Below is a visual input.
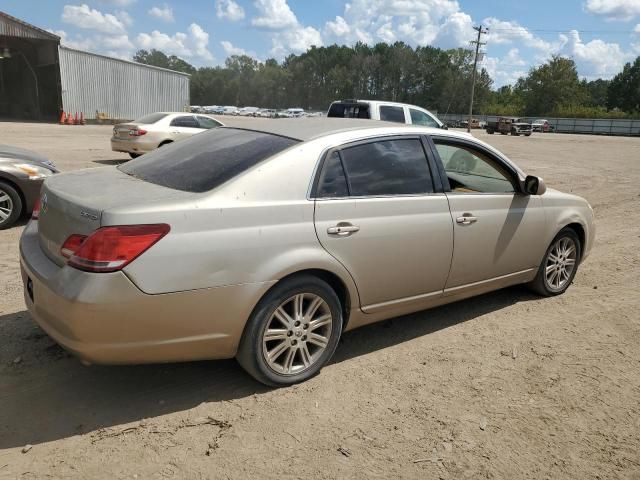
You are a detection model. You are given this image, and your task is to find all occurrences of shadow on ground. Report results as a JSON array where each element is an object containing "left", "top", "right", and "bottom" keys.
[
  {"left": 92, "top": 158, "right": 128, "bottom": 166},
  {"left": 0, "top": 285, "right": 536, "bottom": 448}
]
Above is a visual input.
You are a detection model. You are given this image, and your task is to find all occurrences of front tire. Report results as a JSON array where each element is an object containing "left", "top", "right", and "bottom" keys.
[
  {"left": 0, "top": 181, "right": 22, "bottom": 230},
  {"left": 128, "top": 152, "right": 141, "bottom": 159},
  {"left": 529, "top": 228, "right": 581, "bottom": 296},
  {"left": 236, "top": 275, "right": 343, "bottom": 387}
]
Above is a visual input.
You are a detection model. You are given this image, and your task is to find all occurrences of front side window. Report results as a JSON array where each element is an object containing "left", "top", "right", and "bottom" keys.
[
  {"left": 170, "top": 116, "right": 199, "bottom": 128},
  {"left": 434, "top": 141, "right": 515, "bottom": 194},
  {"left": 410, "top": 109, "right": 439, "bottom": 128},
  {"left": 379, "top": 106, "right": 405, "bottom": 123},
  {"left": 339, "top": 139, "right": 434, "bottom": 196},
  {"left": 119, "top": 128, "right": 298, "bottom": 192}
]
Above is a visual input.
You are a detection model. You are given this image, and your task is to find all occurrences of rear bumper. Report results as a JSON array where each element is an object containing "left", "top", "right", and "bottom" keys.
[
  {"left": 20, "top": 220, "right": 273, "bottom": 365},
  {"left": 110, "top": 137, "right": 157, "bottom": 155}
]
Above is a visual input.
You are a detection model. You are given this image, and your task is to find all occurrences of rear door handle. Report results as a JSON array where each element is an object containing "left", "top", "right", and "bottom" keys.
[
  {"left": 327, "top": 224, "right": 360, "bottom": 236},
  {"left": 456, "top": 215, "right": 478, "bottom": 225}
]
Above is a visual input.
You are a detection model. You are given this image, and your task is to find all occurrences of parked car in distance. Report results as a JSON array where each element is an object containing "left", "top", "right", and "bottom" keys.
[
  {"left": 460, "top": 118, "right": 482, "bottom": 129},
  {"left": 257, "top": 109, "right": 277, "bottom": 118},
  {"left": 22, "top": 118, "right": 594, "bottom": 386},
  {"left": 486, "top": 117, "right": 532, "bottom": 136},
  {"left": 327, "top": 99, "right": 446, "bottom": 129},
  {"left": 223, "top": 106, "right": 239, "bottom": 115},
  {"left": 239, "top": 107, "right": 260, "bottom": 116},
  {"left": 0, "top": 145, "right": 57, "bottom": 229},
  {"left": 111, "top": 112, "right": 224, "bottom": 159},
  {"left": 532, "top": 119, "right": 554, "bottom": 133}
]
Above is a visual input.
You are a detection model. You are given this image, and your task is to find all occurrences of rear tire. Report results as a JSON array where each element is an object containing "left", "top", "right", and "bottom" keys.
[
  {"left": 236, "top": 275, "right": 343, "bottom": 387},
  {"left": 529, "top": 228, "right": 581, "bottom": 296},
  {"left": 0, "top": 181, "right": 22, "bottom": 230}
]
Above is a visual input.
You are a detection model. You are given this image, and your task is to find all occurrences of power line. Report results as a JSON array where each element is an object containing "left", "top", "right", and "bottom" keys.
[{"left": 468, "top": 25, "right": 488, "bottom": 133}]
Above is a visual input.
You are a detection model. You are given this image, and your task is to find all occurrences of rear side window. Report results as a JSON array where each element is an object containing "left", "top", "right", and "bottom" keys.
[
  {"left": 196, "top": 116, "right": 222, "bottom": 129},
  {"left": 379, "top": 106, "right": 405, "bottom": 123},
  {"left": 135, "top": 112, "right": 168, "bottom": 124},
  {"left": 170, "top": 116, "right": 200, "bottom": 128},
  {"left": 119, "top": 128, "right": 298, "bottom": 193},
  {"left": 339, "top": 139, "right": 434, "bottom": 196},
  {"left": 410, "top": 109, "right": 439, "bottom": 127},
  {"left": 327, "top": 103, "right": 370, "bottom": 119},
  {"left": 317, "top": 152, "right": 349, "bottom": 198}
]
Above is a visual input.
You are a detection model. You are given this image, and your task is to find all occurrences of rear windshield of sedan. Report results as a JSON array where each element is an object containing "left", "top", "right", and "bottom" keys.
[
  {"left": 119, "top": 128, "right": 299, "bottom": 193},
  {"left": 135, "top": 113, "right": 169, "bottom": 124}
]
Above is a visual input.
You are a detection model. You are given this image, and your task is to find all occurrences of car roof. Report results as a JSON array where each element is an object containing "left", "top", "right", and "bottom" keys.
[{"left": 218, "top": 117, "right": 466, "bottom": 142}]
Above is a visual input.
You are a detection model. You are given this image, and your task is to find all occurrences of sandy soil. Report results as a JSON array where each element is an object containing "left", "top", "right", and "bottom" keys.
[{"left": 0, "top": 122, "right": 639, "bottom": 479}]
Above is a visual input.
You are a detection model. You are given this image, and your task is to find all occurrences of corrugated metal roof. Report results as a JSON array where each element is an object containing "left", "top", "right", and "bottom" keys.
[
  {"left": 59, "top": 46, "right": 191, "bottom": 77},
  {"left": 0, "top": 11, "right": 60, "bottom": 41}
]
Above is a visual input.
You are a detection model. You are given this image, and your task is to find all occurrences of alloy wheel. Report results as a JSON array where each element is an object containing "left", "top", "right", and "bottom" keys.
[
  {"left": 262, "top": 293, "right": 333, "bottom": 375},
  {"left": 0, "top": 189, "right": 14, "bottom": 225},
  {"left": 544, "top": 237, "right": 577, "bottom": 291}
]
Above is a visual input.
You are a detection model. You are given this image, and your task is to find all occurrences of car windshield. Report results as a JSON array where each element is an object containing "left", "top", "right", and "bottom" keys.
[
  {"left": 119, "top": 128, "right": 299, "bottom": 193},
  {"left": 134, "top": 113, "right": 168, "bottom": 124}
]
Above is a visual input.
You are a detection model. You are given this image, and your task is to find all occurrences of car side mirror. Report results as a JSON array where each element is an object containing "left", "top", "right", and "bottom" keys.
[{"left": 524, "top": 175, "right": 546, "bottom": 195}]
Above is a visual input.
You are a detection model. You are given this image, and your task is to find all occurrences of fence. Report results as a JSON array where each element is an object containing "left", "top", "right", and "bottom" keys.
[{"left": 438, "top": 113, "right": 640, "bottom": 137}]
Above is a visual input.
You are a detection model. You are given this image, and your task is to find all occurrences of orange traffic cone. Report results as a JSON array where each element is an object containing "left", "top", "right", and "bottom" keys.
[
  {"left": 74, "top": 112, "right": 80, "bottom": 125},
  {"left": 79, "top": 112, "right": 86, "bottom": 125},
  {"left": 59, "top": 111, "right": 66, "bottom": 125},
  {"left": 66, "top": 113, "right": 74, "bottom": 125}
]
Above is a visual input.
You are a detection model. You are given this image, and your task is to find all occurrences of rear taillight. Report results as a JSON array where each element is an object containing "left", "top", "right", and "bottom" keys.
[
  {"left": 31, "top": 197, "right": 41, "bottom": 220},
  {"left": 128, "top": 128, "right": 147, "bottom": 136},
  {"left": 63, "top": 224, "right": 170, "bottom": 273},
  {"left": 61, "top": 234, "right": 88, "bottom": 258}
]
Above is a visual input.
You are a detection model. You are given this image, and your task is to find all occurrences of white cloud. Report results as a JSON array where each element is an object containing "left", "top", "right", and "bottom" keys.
[
  {"left": 61, "top": 4, "right": 126, "bottom": 34},
  {"left": 482, "top": 18, "right": 553, "bottom": 51},
  {"left": 216, "top": 0, "right": 245, "bottom": 21},
  {"left": 558, "top": 30, "right": 632, "bottom": 78},
  {"left": 136, "top": 23, "right": 213, "bottom": 62},
  {"left": 323, "top": 0, "right": 473, "bottom": 48},
  {"left": 148, "top": 4, "right": 174, "bottom": 22},
  {"left": 433, "top": 11, "right": 474, "bottom": 49},
  {"left": 252, "top": 0, "right": 298, "bottom": 29},
  {"left": 98, "top": 0, "right": 136, "bottom": 6},
  {"left": 270, "top": 25, "right": 322, "bottom": 57},
  {"left": 115, "top": 10, "right": 133, "bottom": 27},
  {"left": 221, "top": 40, "right": 246, "bottom": 56},
  {"left": 635, "top": 23, "right": 640, "bottom": 32},
  {"left": 324, "top": 16, "right": 351, "bottom": 38},
  {"left": 585, "top": 0, "right": 640, "bottom": 21}
]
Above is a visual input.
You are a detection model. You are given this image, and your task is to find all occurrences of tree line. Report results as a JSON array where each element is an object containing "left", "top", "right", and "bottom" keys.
[{"left": 133, "top": 44, "right": 640, "bottom": 119}]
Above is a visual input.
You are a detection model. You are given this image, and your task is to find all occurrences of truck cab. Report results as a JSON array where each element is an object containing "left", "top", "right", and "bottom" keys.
[{"left": 327, "top": 99, "right": 446, "bottom": 129}]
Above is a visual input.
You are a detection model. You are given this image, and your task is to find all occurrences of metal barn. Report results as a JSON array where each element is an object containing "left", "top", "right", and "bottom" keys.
[{"left": 0, "top": 11, "right": 190, "bottom": 122}]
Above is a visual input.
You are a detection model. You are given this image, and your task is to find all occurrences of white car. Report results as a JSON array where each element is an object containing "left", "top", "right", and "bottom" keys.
[
  {"left": 328, "top": 99, "right": 446, "bottom": 129},
  {"left": 111, "top": 112, "right": 224, "bottom": 159}
]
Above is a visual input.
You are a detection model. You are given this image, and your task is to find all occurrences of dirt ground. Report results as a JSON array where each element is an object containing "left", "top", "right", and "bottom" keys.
[{"left": 0, "top": 121, "right": 639, "bottom": 479}]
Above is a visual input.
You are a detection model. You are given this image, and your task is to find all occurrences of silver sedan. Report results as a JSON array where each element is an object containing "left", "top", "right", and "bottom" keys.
[{"left": 21, "top": 118, "right": 594, "bottom": 386}]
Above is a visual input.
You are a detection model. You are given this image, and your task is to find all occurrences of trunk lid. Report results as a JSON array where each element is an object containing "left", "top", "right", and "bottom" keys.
[
  {"left": 113, "top": 123, "right": 139, "bottom": 139},
  {"left": 38, "top": 167, "right": 186, "bottom": 266}
]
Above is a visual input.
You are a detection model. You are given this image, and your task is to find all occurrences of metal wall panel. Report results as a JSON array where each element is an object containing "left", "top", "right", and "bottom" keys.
[
  {"left": 58, "top": 46, "right": 190, "bottom": 120},
  {"left": 439, "top": 113, "right": 640, "bottom": 137}
]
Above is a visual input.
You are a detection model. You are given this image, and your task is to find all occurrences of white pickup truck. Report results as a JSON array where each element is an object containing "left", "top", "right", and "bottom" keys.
[{"left": 327, "top": 99, "right": 446, "bottom": 129}]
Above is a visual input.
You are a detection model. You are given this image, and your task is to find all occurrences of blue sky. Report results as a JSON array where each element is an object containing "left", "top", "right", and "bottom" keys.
[{"left": 3, "top": 0, "right": 640, "bottom": 86}]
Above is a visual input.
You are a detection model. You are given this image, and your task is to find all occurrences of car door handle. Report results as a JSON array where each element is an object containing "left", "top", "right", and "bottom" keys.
[
  {"left": 456, "top": 215, "right": 478, "bottom": 225},
  {"left": 327, "top": 224, "right": 360, "bottom": 236}
]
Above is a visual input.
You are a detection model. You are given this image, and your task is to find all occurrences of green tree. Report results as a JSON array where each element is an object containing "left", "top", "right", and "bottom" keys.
[
  {"left": 607, "top": 57, "right": 640, "bottom": 113},
  {"left": 133, "top": 49, "right": 196, "bottom": 74},
  {"left": 516, "top": 56, "right": 586, "bottom": 116}
]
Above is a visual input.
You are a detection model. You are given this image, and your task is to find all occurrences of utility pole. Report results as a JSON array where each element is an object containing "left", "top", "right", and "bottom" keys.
[{"left": 467, "top": 25, "right": 488, "bottom": 133}]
